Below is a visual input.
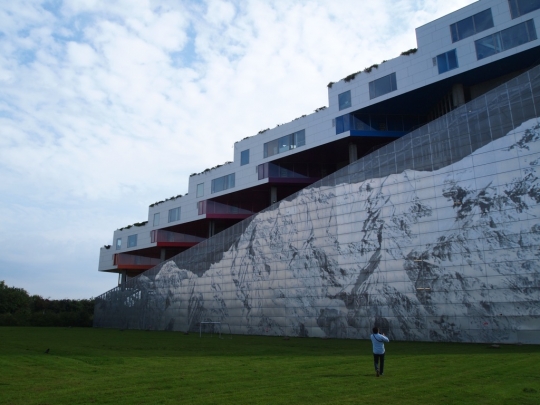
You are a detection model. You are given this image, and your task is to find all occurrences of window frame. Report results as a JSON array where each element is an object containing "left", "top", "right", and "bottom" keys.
[
  {"left": 196, "top": 183, "right": 204, "bottom": 198},
  {"left": 240, "top": 149, "right": 250, "bottom": 166},
  {"left": 263, "top": 129, "right": 306, "bottom": 158},
  {"left": 368, "top": 73, "right": 397, "bottom": 100},
  {"left": 508, "top": 0, "right": 540, "bottom": 18},
  {"left": 475, "top": 19, "right": 537, "bottom": 60},
  {"left": 168, "top": 207, "right": 181, "bottom": 223},
  {"left": 211, "top": 173, "right": 236, "bottom": 194},
  {"left": 127, "top": 234, "right": 137, "bottom": 248},
  {"left": 116, "top": 238, "right": 122, "bottom": 250},
  {"left": 436, "top": 49, "right": 459, "bottom": 74},
  {"left": 450, "top": 9, "right": 494, "bottom": 43},
  {"left": 338, "top": 90, "right": 351, "bottom": 111},
  {"left": 153, "top": 212, "right": 160, "bottom": 226}
]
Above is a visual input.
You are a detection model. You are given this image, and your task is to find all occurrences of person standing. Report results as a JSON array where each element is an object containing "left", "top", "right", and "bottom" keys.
[{"left": 370, "top": 327, "right": 389, "bottom": 377}]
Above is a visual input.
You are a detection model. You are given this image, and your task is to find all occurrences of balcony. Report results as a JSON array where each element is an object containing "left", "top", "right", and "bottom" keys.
[
  {"left": 257, "top": 162, "right": 320, "bottom": 184},
  {"left": 113, "top": 253, "right": 161, "bottom": 271},
  {"left": 151, "top": 229, "right": 206, "bottom": 247},
  {"left": 197, "top": 200, "right": 254, "bottom": 219}
]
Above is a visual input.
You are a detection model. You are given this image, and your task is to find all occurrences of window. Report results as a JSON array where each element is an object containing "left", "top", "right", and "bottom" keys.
[
  {"left": 450, "top": 9, "right": 494, "bottom": 42},
  {"left": 127, "top": 234, "right": 137, "bottom": 248},
  {"left": 475, "top": 20, "right": 537, "bottom": 60},
  {"left": 335, "top": 114, "right": 352, "bottom": 134},
  {"left": 197, "top": 200, "right": 206, "bottom": 215},
  {"left": 196, "top": 183, "right": 204, "bottom": 198},
  {"left": 436, "top": 49, "right": 459, "bottom": 74},
  {"left": 338, "top": 90, "right": 351, "bottom": 110},
  {"left": 509, "top": 0, "right": 540, "bottom": 18},
  {"left": 240, "top": 149, "right": 249, "bottom": 166},
  {"left": 263, "top": 130, "right": 305, "bottom": 158},
  {"left": 168, "top": 207, "right": 181, "bottom": 222},
  {"left": 116, "top": 238, "right": 122, "bottom": 250},
  {"left": 153, "top": 212, "right": 160, "bottom": 226},
  {"left": 369, "top": 73, "right": 397, "bottom": 99},
  {"left": 211, "top": 173, "right": 235, "bottom": 193}
]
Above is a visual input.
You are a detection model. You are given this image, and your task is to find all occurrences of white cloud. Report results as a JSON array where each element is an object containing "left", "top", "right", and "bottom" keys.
[{"left": 0, "top": 0, "right": 477, "bottom": 298}]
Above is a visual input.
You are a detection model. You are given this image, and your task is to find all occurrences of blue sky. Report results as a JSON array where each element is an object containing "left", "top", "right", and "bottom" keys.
[{"left": 0, "top": 0, "right": 476, "bottom": 299}]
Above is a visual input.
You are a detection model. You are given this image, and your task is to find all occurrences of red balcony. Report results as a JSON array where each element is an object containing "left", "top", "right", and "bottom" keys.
[
  {"left": 113, "top": 253, "right": 161, "bottom": 270},
  {"left": 197, "top": 200, "right": 254, "bottom": 219},
  {"left": 151, "top": 229, "right": 205, "bottom": 247}
]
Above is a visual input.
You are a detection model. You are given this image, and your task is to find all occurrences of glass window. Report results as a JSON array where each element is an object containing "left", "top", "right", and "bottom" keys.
[
  {"left": 450, "top": 9, "right": 494, "bottom": 42},
  {"left": 508, "top": 0, "right": 540, "bottom": 18},
  {"left": 211, "top": 173, "right": 235, "bottom": 193},
  {"left": 153, "top": 212, "right": 160, "bottom": 226},
  {"left": 456, "top": 18, "right": 475, "bottom": 40},
  {"left": 501, "top": 19, "right": 536, "bottom": 48},
  {"left": 436, "top": 49, "right": 459, "bottom": 74},
  {"left": 294, "top": 130, "right": 305, "bottom": 147},
  {"left": 168, "top": 207, "right": 181, "bottom": 222},
  {"left": 263, "top": 130, "right": 306, "bottom": 158},
  {"left": 197, "top": 200, "right": 206, "bottom": 215},
  {"left": 369, "top": 73, "right": 397, "bottom": 99},
  {"left": 240, "top": 149, "right": 249, "bottom": 166},
  {"left": 475, "top": 20, "right": 537, "bottom": 60},
  {"left": 127, "top": 234, "right": 137, "bottom": 248},
  {"left": 116, "top": 238, "right": 122, "bottom": 250},
  {"left": 264, "top": 139, "right": 279, "bottom": 158},
  {"left": 197, "top": 183, "right": 204, "bottom": 198},
  {"left": 335, "top": 114, "right": 351, "bottom": 135},
  {"left": 338, "top": 90, "right": 351, "bottom": 110},
  {"left": 474, "top": 9, "right": 494, "bottom": 32},
  {"left": 475, "top": 34, "right": 500, "bottom": 59},
  {"left": 257, "top": 163, "right": 266, "bottom": 180},
  {"left": 278, "top": 135, "right": 290, "bottom": 153}
]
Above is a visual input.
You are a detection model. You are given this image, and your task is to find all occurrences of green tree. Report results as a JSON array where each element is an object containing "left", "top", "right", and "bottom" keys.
[
  {"left": 0, "top": 281, "right": 95, "bottom": 327},
  {"left": 0, "top": 281, "right": 30, "bottom": 315}
]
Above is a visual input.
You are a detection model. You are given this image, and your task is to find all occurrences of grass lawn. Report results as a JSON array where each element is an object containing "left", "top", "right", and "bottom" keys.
[{"left": 0, "top": 327, "right": 539, "bottom": 404}]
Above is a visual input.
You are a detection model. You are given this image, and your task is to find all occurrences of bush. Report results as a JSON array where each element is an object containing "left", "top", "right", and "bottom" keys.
[{"left": 0, "top": 281, "right": 95, "bottom": 327}]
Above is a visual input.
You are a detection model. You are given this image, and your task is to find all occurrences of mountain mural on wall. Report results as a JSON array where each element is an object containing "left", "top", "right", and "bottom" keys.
[{"left": 96, "top": 118, "right": 540, "bottom": 343}]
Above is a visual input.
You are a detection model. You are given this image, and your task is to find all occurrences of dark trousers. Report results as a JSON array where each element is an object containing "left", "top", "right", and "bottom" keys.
[{"left": 373, "top": 353, "right": 385, "bottom": 374}]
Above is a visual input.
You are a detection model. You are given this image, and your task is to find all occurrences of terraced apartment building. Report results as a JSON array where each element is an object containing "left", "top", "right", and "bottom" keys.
[{"left": 95, "top": 0, "right": 540, "bottom": 344}]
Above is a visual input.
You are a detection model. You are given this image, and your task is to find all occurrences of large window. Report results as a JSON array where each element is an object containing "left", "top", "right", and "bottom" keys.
[
  {"left": 196, "top": 183, "right": 204, "bottom": 198},
  {"left": 436, "top": 49, "right": 459, "bottom": 74},
  {"left": 127, "top": 234, "right": 137, "bottom": 248},
  {"left": 338, "top": 90, "right": 351, "bottom": 110},
  {"left": 116, "top": 238, "right": 122, "bottom": 250},
  {"left": 369, "top": 73, "right": 397, "bottom": 99},
  {"left": 475, "top": 20, "right": 537, "bottom": 60},
  {"left": 450, "top": 9, "right": 494, "bottom": 42},
  {"left": 168, "top": 207, "right": 181, "bottom": 222},
  {"left": 211, "top": 173, "right": 235, "bottom": 193},
  {"left": 240, "top": 149, "right": 249, "bottom": 166},
  {"left": 153, "top": 212, "right": 160, "bottom": 226},
  {"left": 509, "top": 0, "right": 540, "bottom": 18},
  {"left": 263, "top": 130, "right": 305, "bottom": 158}
]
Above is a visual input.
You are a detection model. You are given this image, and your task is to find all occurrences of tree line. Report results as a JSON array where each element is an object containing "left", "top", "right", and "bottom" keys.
[{"left": 0, "top": 281, "right": 94, "bottom": 327}]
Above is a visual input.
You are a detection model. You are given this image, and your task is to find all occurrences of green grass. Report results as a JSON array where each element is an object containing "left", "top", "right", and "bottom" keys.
[{"left": 0, "top": 327, "right": 539, "bottom": 404}]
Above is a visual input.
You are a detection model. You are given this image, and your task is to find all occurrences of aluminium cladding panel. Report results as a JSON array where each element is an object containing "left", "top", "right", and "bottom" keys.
[
  {"left": 98, "top": 247, "right": 116, "bottom": 272},
  {"left": 94, "top": 65, "right": 540, "bottom": 344}
]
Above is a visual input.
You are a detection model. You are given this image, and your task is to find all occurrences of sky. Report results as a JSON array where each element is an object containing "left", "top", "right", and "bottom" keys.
[{"left": 0, "top": 0, "right": 478, "bottom": 299}]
